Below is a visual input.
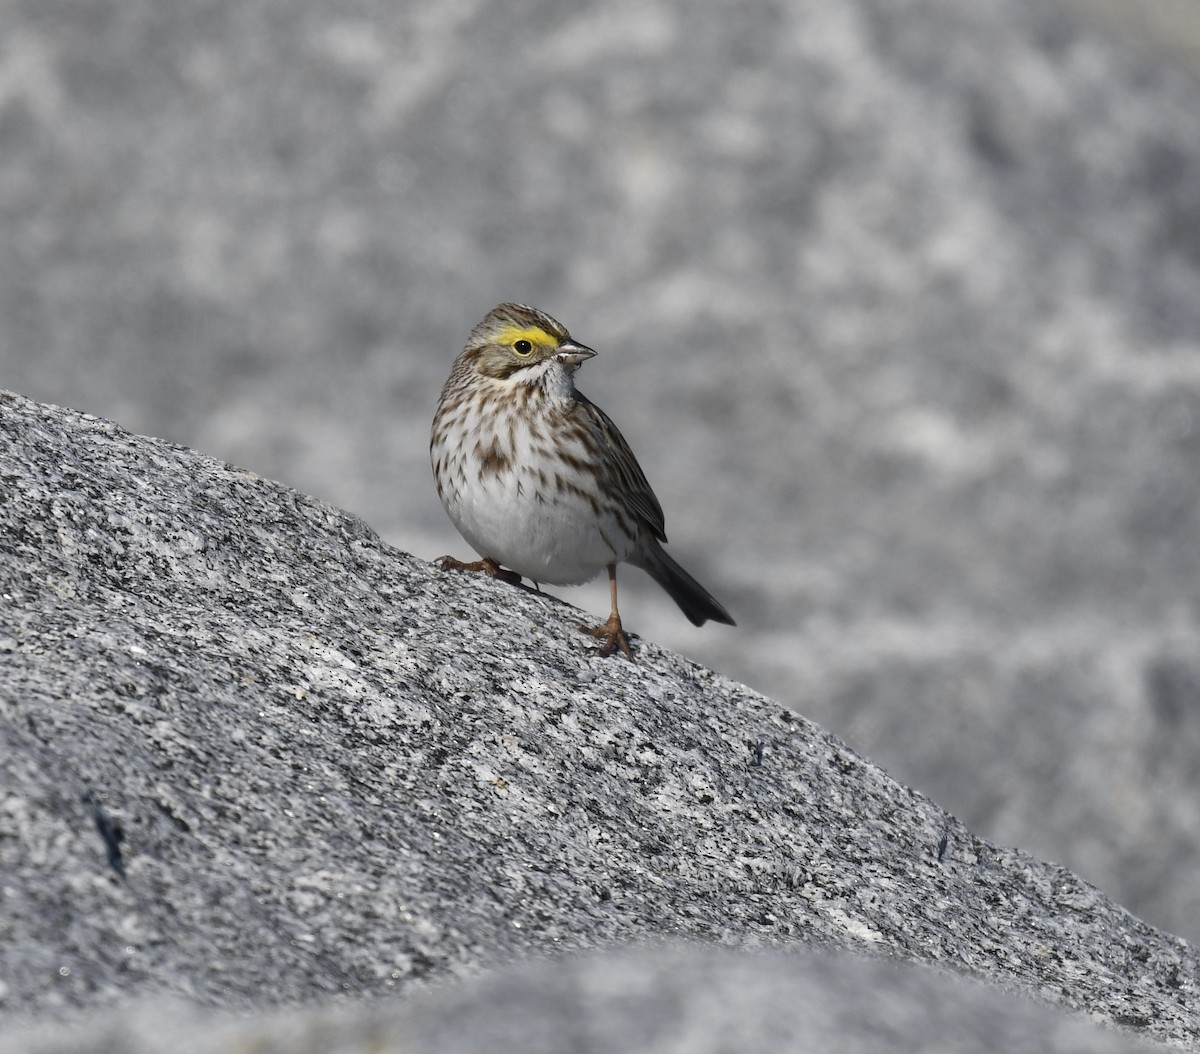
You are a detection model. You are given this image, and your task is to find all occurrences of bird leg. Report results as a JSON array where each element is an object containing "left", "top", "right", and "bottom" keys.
[
  {"left": 436, "top": 555, "right": 522, "bottom": 586},
  {"left": 579, "top": 564, "right": 634, "bottom": 660}
]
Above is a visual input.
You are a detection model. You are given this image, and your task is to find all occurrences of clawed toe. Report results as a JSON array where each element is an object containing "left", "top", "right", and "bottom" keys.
[
  {"left": 578, "top": 614, "right": 634, "bottom": 660},
  {"left": 436, "top": 555, "right": 522, "bottom": 585}
]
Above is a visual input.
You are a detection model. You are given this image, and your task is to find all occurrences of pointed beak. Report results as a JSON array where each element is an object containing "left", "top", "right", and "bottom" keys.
[{"left": 555, "top": 340, "right": 596, "bottom": 367}]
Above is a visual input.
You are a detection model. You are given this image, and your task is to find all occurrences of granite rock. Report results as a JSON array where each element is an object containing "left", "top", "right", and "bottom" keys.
[
  {"left": 0, "top": 947, "right": 1171, "bottom": 1054},
  {"left": 0, "top": 391, "right": 1196, "bottom": 1048},
  {"left": 2, "top": 0, "right": 1200, "bottom": 946}
]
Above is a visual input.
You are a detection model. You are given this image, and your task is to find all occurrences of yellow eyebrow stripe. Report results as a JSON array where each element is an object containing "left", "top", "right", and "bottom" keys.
[{"left": 495, "top": 326, "right": 559, "bottom": 349}]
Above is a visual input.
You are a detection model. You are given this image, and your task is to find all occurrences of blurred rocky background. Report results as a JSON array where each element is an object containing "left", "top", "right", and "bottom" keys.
[{"left": 2, "top": 0, "right": 1199, "bottom": 950}]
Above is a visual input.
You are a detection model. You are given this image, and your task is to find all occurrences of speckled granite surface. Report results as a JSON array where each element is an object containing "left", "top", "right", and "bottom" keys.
[{"left": 0, "top": 392, "right": 1195, "bottom": 1049}]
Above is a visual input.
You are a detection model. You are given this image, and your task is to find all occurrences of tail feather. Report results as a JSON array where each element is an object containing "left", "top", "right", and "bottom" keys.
[{"left": 631, "top": 543, "right": 735, "bottom": 627}]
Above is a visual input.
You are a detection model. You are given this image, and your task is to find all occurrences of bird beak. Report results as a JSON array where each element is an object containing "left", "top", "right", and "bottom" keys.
[{"left": 555, "top": 340, "right": 596, "bottom": 367}]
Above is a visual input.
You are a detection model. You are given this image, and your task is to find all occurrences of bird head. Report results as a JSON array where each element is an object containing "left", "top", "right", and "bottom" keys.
[{"left": 464, "top": 303, "right": 596, "bottom": 381}]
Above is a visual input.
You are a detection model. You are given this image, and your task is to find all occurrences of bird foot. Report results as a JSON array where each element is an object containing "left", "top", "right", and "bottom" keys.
[
  {"left": 436, "top": 555, "right": 522, "bottom": 586},
  {"left": 578, "top": 612, "right": 634, "bottom": 660}
]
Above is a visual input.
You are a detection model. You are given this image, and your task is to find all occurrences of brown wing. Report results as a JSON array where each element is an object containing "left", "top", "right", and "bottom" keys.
[{"left": 573, "top": 393, "right": 667, "bottom": 543}]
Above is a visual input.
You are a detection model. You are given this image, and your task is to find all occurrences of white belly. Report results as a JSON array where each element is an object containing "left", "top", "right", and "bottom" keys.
[{"left": 439, "top": 460, "right": 631, "bottom": 585}]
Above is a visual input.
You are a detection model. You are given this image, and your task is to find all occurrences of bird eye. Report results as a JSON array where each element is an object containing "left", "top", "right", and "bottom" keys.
[{"left": 513, "top": 339, "right": 533, "bottom": 356}]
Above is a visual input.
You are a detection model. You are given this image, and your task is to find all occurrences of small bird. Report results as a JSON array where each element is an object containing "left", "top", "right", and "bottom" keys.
[{"left": 431, "top": 303, "right": 735, "bottom": 658}]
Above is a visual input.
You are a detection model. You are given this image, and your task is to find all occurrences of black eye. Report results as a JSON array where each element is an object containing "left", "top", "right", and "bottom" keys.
[{"left": 514, "top": 339, "right": 533, "bottom": 355}]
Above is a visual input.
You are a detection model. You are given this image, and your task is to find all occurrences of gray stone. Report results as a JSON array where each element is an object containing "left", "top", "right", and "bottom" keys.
[
  {"left": 0, "top": 947, "right": 1171, "bottom": 1054},
  {"left": 0, "top": 391, "right": 1196, "bottom": 1048},
  {"left": 2, "top": 0, "right": 1200, "bottom": 970}
]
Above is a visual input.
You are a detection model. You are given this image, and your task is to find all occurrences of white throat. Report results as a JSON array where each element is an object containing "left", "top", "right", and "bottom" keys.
[{"left": 519, "top": 358, "right": 579, "bottom": 403}]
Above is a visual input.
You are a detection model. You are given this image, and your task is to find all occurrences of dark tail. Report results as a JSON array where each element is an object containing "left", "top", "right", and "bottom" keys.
[{"left": 631, "top": 543, "right": 736, "bottom": 627}]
